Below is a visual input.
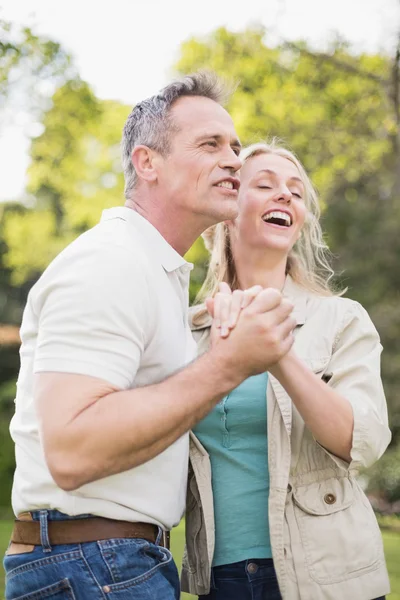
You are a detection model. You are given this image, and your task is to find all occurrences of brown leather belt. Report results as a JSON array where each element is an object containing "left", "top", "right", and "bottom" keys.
[{"left": 11, "top": 518, "right": 170, "bottom": 549}]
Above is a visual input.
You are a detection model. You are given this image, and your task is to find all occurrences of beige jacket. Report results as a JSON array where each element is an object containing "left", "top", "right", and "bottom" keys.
[{"left": 181, "top": 277, "right": 391, "bottom": 600}]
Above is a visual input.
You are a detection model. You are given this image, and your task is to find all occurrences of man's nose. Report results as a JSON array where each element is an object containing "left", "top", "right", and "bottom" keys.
[{"left": 219, "top": 151, "right": 242, "bottom": 173}]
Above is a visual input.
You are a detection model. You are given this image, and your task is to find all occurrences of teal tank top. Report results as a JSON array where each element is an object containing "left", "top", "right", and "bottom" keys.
[{"left": 193, "top": 372, "right": 272, "bottom": 567}]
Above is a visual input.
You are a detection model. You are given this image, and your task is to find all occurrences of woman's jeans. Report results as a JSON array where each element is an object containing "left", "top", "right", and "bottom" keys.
[
  {"left": 198, "top": 558, "right": 386, "bottom": 600},
  {"left": 199, "top": 558, "right": 282, "bottom": 600},
  {"left": 3, "top": 510, "right": 180, "bottom": 600}
]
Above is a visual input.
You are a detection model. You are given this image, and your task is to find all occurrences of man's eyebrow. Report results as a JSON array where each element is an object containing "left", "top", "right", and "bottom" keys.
[
  {"left": 195, "top": 133, "right": 242, "bottom": 149},
  {"left": 258, "top": 168, "right": 304, "bottom": 186}
]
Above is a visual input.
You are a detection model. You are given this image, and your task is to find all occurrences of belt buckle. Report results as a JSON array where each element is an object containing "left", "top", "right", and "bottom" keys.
[{"left": 161, "top": 530, "right": 170, "bottom": 550}]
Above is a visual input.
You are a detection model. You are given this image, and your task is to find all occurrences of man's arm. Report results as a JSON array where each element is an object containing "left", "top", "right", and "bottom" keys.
[
  {"left": 36, "top": 351, "right": 238, "bottom": 491},
  {"left": 36, "top": 289, "right": 295, "bottom": 491}
]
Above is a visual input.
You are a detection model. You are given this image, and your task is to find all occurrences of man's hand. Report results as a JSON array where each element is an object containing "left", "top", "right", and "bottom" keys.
[
  {"left": 209, "top": 287, "right": 296, "bottom": 380},
  {"left": 206, "top": 283, "right": 263, "bottom": 337}
]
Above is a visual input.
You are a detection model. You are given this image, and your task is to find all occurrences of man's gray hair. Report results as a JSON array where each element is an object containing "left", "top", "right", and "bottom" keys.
[{"left": 121, "top": 71, "right": 231, "bottom": 199}]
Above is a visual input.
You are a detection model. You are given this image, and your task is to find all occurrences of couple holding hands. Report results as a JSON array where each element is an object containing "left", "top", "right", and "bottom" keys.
[{"left": 5, "top": 71, "right": 390, "bottom": 600}]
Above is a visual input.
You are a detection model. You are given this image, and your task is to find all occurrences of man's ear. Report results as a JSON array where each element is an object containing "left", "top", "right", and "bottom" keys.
[{"left": 131, "top": 145, "right": 158, "bottom": 183}]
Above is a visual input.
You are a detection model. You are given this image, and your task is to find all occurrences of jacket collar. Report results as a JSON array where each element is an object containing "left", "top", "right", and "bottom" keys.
[
  {"left": 100, "top": 207, "right": 192, "bottom": 273},
  {"left": 282, "top": 276, "right": 307, "bottom": 326}
]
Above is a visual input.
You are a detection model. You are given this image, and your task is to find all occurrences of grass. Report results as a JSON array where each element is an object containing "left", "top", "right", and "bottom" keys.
[
  {"left": 0, "top": 519, "right": 398, "bottom": 599},
  {"left": 381, "top": 529, "right": 400, "bottom": 600}
]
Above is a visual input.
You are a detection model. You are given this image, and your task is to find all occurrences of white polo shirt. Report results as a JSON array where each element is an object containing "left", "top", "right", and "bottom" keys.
[{"left": 10, "top": 207, "right": 197, "bottom": 529}]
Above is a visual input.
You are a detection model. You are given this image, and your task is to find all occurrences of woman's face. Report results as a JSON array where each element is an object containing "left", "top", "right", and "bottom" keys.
[{"left": 229, "top": 153, "right": 307, "bottom": 255}]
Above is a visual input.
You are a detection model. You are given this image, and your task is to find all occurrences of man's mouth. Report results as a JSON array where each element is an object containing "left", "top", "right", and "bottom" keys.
[
  {"left": 216, "top": 181, "right": 234, "bottom": 190},
  {"left": 214, "top": 177, "right": 240, "bottom": 191},
  {"left": 262, "top": 210, "right": 292, "bottom": 227}
]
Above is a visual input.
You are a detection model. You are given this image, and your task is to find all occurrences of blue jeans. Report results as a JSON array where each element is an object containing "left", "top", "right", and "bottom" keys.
[
  {"left": 199, "top": 558, "right": 282, "bottom": 600},
  {"left": 3, "top": 510, "right": 180, "bottom": 600},
  {"left": 198, "top": 558, "right": 386, "bottom": 600}
]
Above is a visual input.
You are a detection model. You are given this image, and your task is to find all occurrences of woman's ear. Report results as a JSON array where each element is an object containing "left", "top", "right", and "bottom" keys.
[{"left": 130, "top": 145, "right": 158, "bottom": 183}]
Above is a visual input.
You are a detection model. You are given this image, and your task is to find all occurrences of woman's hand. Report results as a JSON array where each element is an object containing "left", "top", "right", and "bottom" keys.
[{"left": 206, "top": 283, "right": 263, "bottom": 337}]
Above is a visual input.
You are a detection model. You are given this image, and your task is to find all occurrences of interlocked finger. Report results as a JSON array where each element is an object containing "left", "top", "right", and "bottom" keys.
[
  {"left": 240, "top": 285, "right": 264, "bottom": 309},
  {"left": 226, "top": 290, "right": 244, "bottom": 330},
  {"left": 247, "top": 288, "right": 283, "bottom": 314},
  {"left": 214, "top": 292, "right": 231, "bottom": 332},
  {"left": 278, "top": 314, "right": 297, "bottom": 339},
  {"left": 272, "top": 298, "right": 295, "bottom": 325}
]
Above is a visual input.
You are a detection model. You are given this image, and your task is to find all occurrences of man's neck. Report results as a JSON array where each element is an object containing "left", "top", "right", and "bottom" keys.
[{"left": 124, "top": 198, "right": 204, "bottom": 257}]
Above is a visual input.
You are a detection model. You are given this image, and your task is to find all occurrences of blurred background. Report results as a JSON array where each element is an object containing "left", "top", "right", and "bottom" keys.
[{"left": 0, "top": 0, "right": 399, "bottom": 597}]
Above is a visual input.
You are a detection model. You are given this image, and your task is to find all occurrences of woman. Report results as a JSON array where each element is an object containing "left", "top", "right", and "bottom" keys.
[{"left": 181, "top": 141, "right": 391, "bottom": 600}]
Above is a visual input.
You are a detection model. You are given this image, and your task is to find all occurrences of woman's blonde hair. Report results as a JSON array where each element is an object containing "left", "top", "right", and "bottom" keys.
[{"left": 193, "top": 140, "right": 339, "bottom": 325}]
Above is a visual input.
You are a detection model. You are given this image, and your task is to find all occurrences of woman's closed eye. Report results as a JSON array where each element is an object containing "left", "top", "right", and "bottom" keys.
[{"left": 292, "top": 192, "right": 303, "bottom": 199}]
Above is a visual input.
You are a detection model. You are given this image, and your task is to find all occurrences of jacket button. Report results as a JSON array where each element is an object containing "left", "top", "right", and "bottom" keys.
[
  {"left": 324, "top": 493, "right": 336, "bottom": 504},
  {"left": 247, "top": 562, "right": 258, "bottom": 574}
]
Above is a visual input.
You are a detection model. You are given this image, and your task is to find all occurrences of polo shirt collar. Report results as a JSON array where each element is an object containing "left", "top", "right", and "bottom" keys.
[{"left": 100, "top": 207, "right": 192, "bottom": 273}]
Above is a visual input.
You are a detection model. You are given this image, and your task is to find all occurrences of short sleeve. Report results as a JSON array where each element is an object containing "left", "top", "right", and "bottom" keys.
[{"left": 33, "top": 243, "right": 151, "bottom": 390}]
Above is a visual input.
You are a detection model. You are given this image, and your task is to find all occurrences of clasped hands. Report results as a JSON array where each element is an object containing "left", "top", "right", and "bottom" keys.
[{"left": 205, "top": 283, "right": 296, "bottom": 375}]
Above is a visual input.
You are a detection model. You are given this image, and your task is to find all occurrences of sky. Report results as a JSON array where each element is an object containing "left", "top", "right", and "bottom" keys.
[{"left": 1, "top": 0, "right": 399, "bottom": 201}]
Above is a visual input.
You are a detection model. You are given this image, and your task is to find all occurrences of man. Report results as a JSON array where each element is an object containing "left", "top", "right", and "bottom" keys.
[{"left": 5, "top": 72, "right": 295, "bottom": 599}]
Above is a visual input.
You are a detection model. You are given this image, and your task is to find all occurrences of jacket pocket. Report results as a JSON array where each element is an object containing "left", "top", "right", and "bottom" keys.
[{"left": 292, "top": 476, "right": 381, "bottom": 584}]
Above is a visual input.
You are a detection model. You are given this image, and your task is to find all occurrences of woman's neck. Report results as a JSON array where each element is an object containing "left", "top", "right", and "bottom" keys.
[{"left": 233, "top": 246, "right": 288, "bottom": 292}]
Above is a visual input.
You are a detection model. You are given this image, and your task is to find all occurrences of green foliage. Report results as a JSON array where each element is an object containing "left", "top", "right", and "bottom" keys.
[
  {"left": 380, "top": 530, "right": 400, "bottom": 599},
  {"left": 367, "top": 443, "right": 400, "bottom": 503},
  {"left": 0, "top": 18, "right": 75, "bottom": 321},
  {"left": 3, "top": 83, "right": 130, "bottom": 283},
  {"left": 0, "top": 19, "right": 74, "bottom": 130},
  {"left": 185, "top": 237, "right": 208, "bottom": 303},
  {"left": 0, "top": 380, "right": 16, "bottom": 508}
]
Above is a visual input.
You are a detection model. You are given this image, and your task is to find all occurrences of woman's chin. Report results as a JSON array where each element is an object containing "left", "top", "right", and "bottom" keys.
[{"left": 254, "top": 234, "right": 294, "bottom": 254}]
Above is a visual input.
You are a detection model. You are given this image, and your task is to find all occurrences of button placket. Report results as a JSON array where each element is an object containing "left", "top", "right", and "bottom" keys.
[{"left": 219, "top": 396, "right": 231, "bottom": 448}]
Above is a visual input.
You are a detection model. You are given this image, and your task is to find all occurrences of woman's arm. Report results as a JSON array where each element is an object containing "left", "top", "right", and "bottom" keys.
[
  {"left": 270, "top": 352, "right": 353, "bottom": 462},
  {"left": 270, "top": 301, "right": 391, "bottom": 467}
]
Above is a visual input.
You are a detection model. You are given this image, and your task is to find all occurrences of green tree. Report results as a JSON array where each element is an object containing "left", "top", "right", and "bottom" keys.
[
  {"left": 0, "top": 18, "right": 75, "bottom": 134},
  {"left": 0, "top": 19, "right": 78, "bottom": 323},
  {"left": 3, "top": 81, "right": 130, "bottom": 284}
]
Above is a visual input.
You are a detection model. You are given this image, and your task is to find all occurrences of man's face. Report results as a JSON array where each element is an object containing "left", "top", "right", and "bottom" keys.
[{"left": 155, "top": 96, "right": 242, "bottom": 228}]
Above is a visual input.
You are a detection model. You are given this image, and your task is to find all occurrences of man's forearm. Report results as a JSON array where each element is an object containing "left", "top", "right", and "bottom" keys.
[
  {"left": 271, "top": 352, "right": 354, "bottom": 462},
  {"left": 39, "top": 348, "right": 241, "bottom": 490}
]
